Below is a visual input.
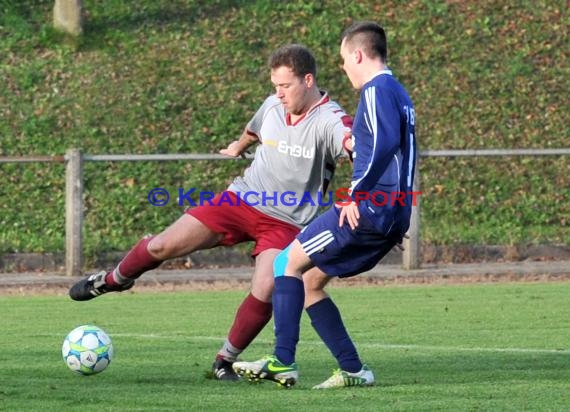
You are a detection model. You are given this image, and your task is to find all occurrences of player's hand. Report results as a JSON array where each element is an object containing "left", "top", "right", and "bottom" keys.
[
  {"left": 394, "top": 234, "right": 410, "bottom": 251},
  {"left": 219, "top": 141, "right": 242, "bottom": 157},
  {"left": 338, "top": 201, "right": 360, "bottom": 230}
]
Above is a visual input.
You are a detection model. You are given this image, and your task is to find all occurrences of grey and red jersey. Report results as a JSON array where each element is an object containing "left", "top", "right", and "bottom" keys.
[{"left": 228, "top": 92, "right": 352, "bottom": 227}]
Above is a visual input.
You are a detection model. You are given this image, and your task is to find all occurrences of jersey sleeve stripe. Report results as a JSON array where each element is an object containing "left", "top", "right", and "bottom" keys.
[
  {"left": 407, "top": 133, "right": 415, "bottom": 188},
  {"left": 350, "top": 86, "right": 379, "bottom": 193}
]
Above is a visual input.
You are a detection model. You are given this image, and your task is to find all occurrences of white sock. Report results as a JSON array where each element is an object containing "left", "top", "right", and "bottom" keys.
[
  {"left": 217, "top": 340, "right": 242, "bottom": 362},
  {"left": 111, "top": 267, "right": 132, "bottom": 285}
]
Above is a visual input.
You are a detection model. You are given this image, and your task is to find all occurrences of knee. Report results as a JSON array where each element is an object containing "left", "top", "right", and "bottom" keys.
[
  {"left": 251, "top": 274, "right": 274, "bottom": 302},
  {"left": 147, "top": 236, "right": 171, "bottom": 260},
  {"left": 303, "top": 268, "right": 329, "bottom": 294},
  {"left": 303, "top": 274, "right": 322, "bottom": 294}
]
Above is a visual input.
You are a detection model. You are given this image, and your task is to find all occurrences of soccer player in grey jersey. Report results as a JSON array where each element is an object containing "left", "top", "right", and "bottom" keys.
[{"left": 69, "top": 44, "right": 353, "bottom": 381}]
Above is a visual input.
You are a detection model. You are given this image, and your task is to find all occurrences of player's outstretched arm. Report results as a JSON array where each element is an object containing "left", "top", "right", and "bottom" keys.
[{"left": 219, "top": 128, "right": 259, "bottom": 157}]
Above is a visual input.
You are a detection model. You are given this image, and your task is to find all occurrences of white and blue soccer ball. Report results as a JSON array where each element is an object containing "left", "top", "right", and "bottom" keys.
[{"left": 62, "top": 325, "right": 113, "bottom": 375}]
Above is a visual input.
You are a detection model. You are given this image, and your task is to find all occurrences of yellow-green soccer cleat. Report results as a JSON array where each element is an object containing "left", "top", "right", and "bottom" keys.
[
  {"left": 232, "top": 355, "right": 298, "bottom": 388},
  {"left": 312, "top": 365, "right": 374, "bottom": 389}
]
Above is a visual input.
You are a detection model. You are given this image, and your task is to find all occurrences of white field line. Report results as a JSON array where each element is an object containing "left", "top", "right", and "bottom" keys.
[{"left": 107, "top": 333, "right": 570, "bottom": 355}]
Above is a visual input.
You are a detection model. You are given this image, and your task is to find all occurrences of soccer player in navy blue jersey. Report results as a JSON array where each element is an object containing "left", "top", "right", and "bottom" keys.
[{"left": 233, "top": 21, "right": 417, "bottom": 389}]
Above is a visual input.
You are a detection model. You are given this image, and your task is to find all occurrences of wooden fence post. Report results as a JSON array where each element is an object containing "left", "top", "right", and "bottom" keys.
[
  {"left": 403, "top": 166, "right": 421, "bottom": 269},
  {"left": 53, "top": 0, "right": 83, "bottom": 36},
  {"left": 65, "top": 148, "right": 83, "bottom": 276}
]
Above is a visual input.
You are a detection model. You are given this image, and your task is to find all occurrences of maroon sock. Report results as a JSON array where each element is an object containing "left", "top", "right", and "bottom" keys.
[
  {"left": 227, "top": 293, "right": 273, "bottom": 350},
  {"left": 105, "top": 236, "right": 162, "bottom": 286},
  {"left": 104, "top": 271, "right": 117, "bottom": 286}
]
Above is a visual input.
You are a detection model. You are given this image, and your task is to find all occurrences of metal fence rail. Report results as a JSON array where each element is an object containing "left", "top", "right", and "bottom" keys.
[
  {"left": 420, "top": 149, "right": 570, "bottom": 157},
  {"left": 1, "top": 148, "right": 568, "bottom": 276}
]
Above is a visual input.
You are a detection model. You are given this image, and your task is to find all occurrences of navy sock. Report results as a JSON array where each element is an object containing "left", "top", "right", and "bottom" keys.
[
  {"left": 306, "top": 297, "right": 362, "bottom": 373},
  {"left": 273, "top": 276, "right": 304, "bottom": 365}
]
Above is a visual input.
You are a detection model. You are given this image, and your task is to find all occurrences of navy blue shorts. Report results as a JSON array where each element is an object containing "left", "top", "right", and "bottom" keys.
[{"left": 297, "top": 206, "right": 397, "bottom": 278}]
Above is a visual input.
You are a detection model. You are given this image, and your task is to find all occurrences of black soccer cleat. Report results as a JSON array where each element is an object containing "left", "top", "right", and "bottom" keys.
[
  {"left": 69, "top": 270, "right": 134, "bottom": 301},
  {"left": 212, "top": 358, "right": 240, "bottom": 381}
]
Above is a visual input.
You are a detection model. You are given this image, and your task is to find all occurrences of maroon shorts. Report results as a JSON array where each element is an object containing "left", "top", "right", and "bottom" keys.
[{"left": 186, "top": 191, "right": 300, "bottom": 257}]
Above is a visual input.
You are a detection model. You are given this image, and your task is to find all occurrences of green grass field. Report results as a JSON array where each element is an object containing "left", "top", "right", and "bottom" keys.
[{"left": 1, "top": 282, "right": 569, "bottom": 411}]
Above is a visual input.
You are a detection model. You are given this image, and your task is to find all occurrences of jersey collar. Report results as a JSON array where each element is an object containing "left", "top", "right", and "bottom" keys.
[
  {"left": 371, "top": 68, "right": 393, "bottom": 79},
  {"left": 285, "top": 91, "right": 330, "bottom": 126}
]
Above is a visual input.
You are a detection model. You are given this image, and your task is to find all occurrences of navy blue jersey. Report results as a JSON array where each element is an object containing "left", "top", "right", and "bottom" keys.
[{"left": 349, "top": 69, "right": 416, "bottom": 237}]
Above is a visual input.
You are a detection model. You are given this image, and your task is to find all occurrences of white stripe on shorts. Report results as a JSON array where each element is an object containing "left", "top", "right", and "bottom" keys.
[{"left": 301, "top": 230, "right": 335, "bottom": 256}]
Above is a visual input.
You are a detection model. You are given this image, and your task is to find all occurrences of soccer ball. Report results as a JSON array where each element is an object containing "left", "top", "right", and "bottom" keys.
[{"left": 62, "top": 325, "right": 113, "bottom": 375}]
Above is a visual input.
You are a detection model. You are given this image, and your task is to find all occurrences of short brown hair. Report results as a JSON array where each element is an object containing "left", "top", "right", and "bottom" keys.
[
  {"left": 341, "top": 21, "right": 387, "bottom": 62},
  {"left": 269, "top": 44, "right": 317, "bottom": 79}
]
